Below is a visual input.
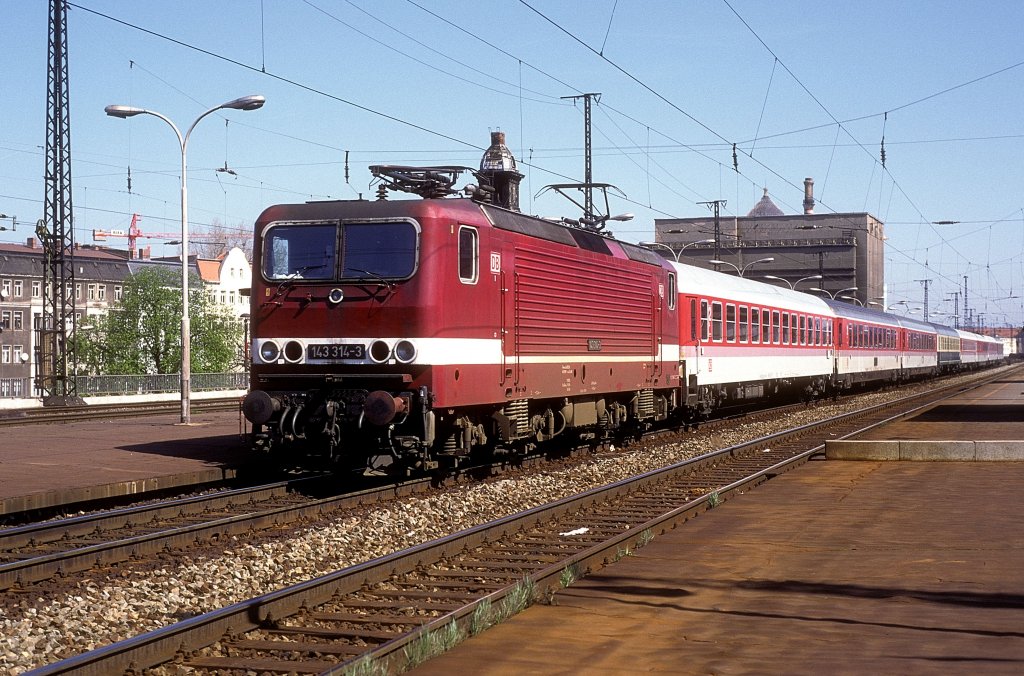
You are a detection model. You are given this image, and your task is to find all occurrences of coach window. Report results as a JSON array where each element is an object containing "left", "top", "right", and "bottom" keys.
[
  {"left": 725, "top": 304, "right": 736, "bottom": 342},
  {"left": 789, "top": 312, "right": 797, "bottom": 345},
  {"left": 814, "top": 318, "right": 821, "bottom": 345},
  {"left": 458, "top": 226, "right": 478, "bottom": 283},
  {"left": 740, "top": 306, "right": 749, "bottom": 343},
  {"left": 751, "top": 308, "right": 761, "bottom": 343},
  {"left": 798, "top": 315, "right": 806, "bottom": 345},
  {"left": 689, "top": 299, "right": 698, "bottom": 340},
  {"left": 712, "top": 302, "right": 723, "bottom": 341},
  {"left": 772, "top": 310, "right": 780, "bottom": 343},
  {"left": 700, "top": 300, "right": 709, "bottom": 341},
  {"left": 781, "top": 312, "right": 790, "bottom": 345}
]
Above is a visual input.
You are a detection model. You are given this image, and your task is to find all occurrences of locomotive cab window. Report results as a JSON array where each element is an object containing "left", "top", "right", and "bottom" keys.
[
  {"left": 341, "top": 221, "right": 418, "bottom": 280},
  {"left": 458, "top": 225, "right": 478, "bottom": 284},
  {"left": 264, "top": 223, "right": 337, "bottom": 280}
]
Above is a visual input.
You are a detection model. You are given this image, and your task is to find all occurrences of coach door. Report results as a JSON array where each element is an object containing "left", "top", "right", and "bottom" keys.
[{"left": 683, "top": 295, "right": 700, "bottom": 401}]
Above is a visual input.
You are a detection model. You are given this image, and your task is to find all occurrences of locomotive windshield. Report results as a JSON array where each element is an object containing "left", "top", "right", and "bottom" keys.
[
  {"left": 340, "top": 222, "right": 417, "bottom": 279},
  {"left": 262, "top": 220, "right": 418, "bottom": 281},
  {"left": 264, "top": 223, "right": 336, "bottom": 280}
]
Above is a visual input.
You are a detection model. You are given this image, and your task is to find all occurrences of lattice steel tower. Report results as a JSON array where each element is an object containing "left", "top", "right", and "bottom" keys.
[{"left": 38, "top": 0, "right": 82, "bottom": 405}]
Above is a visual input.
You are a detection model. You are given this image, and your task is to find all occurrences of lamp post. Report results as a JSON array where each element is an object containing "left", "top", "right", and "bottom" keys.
[
  {"left": 839, "top": 295, "right": 864, "bottom": 306},
  {"left": 763, "top": 274, "right": 822, "bottom": 290},
  {"left": 810, "top": 286, "right": 858, "bottom": 300},
  {"left": 638, "top": 238, "right": 715, "bottom": 262},
  {"left": 707, "top": 257, "right": 775, "bottom": 278},
  {"left": 105, "top": 95, "right": 265, "bottom": 423}
]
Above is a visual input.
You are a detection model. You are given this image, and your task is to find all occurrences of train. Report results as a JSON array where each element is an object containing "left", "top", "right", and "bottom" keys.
[{"left": 241, "top": 135, "right": 1004, "bottom": 474}]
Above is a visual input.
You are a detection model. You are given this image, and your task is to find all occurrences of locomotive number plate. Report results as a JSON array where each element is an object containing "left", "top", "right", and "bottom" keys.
[{"left": 307, "top": 343, "right": 365, "bottom": 360}]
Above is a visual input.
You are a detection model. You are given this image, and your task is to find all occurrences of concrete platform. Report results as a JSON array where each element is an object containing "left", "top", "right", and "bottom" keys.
[
  {"left": 0, "top": 408, "right": 249, "bottom": 515},
  {"left": 828, "top": 375, "right": 1024, "bottom": 461},
  {"left": 414, "top": 460, "right": 1024, "bottom": 675}
]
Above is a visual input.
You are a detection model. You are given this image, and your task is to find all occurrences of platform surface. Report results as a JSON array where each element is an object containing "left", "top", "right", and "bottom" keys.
[
  {"left": 856, "top": 372, "right": 1024, "bottom": 441},
  {"left": 0, "top": 408, "right": 249, "bottom": 514}
]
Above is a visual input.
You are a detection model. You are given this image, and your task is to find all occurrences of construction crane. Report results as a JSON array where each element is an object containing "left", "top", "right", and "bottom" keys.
[{"left": 92, "top": 214, "right": 227, "bottom": 258}]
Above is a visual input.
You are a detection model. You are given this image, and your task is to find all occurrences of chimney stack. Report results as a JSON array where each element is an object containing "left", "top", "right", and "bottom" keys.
[{"left": 803, "top": 177, "right": 815, "bottom": 215}]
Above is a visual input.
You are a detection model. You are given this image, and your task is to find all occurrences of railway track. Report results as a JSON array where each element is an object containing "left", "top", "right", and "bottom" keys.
[
  {"left": 0, "top": 396, "right": 241, "bottom": 426},
  {"left": 30, "top": 366, "right": 1015, "bottom": 675}
]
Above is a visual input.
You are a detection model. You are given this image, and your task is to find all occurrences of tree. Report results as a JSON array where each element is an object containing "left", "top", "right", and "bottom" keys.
[
  {"left": 191, "top": 217, "right": 253, "bottom": 259},
  {"left": 77, "top": 266, "right": 242, "bottom": 375}
]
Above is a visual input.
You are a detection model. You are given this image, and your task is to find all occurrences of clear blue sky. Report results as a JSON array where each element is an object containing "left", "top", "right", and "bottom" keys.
[{"left": 2, "top": 1, "right": 1023, "bottom": 326}]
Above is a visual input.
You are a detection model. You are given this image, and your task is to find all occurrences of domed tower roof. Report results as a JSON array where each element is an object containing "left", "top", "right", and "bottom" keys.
[
  {"left": 478, "top": 131, "right": 523, "bottom": 212},
  {"left": 747, "top": 188, "right": 784, "bottom": 217}
]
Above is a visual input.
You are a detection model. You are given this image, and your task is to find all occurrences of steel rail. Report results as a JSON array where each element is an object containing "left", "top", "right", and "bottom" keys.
[{"left": 0, "top": 475, "right": 431, "bottom": 591}]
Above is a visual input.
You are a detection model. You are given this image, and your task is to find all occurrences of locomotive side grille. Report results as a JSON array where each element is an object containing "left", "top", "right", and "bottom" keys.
[{"left": 513, "top": 245, "right": 655, "bottom": 356}]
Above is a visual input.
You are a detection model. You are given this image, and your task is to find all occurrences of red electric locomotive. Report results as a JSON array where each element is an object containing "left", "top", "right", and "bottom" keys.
[{"left": 242, "top": 134, "right": 681, "bottom": 473}]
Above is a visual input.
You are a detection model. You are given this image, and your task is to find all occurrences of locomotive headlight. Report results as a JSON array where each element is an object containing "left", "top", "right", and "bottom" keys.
[
  {"left": 259, "top": 340, "right": 281, "bottom": 363},
  {"left": 369, "top": 339, "right": 391, "bottom": 364},
  {"left": 283, "top": 340, "right": 304, "bottom": 363},
  {"left": 394, "top": 339, "right": 417, "bottom": 364}
]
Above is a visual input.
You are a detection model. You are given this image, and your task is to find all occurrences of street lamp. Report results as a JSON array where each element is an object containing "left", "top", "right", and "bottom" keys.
[
  {"left": 105, "top": 95, "right": 265, "bottom": 424},
  {"left": 763, "top": 274, "right": 822, "bottom": 290},
  {"left": 839, "top": 295, "right": 864, "bottom": 306},
  {"left": 638, "top": 238, "right": 714, "bottom": 262},
  {"left": 707, "top": 257, "right": 775, "bottom": 278},
  {"left": 809, "top": 286, "right": 858, "bottom": 300}
]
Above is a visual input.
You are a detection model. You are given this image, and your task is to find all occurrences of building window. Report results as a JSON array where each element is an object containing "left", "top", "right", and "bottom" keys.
[
  {"left": 97, "top": 285, "right": 106, "bottom": 301},
  {"left": 1, "top": 279, "right": 10, "bottom": 297},
  {"left": 32, "top": 281, "right": 41, "bottom": 298},
  {"left": 114, "top": 285, "right": 122, "bottom": 301},
  {"left": 1, "top": 346, "right": 9, "bottom": 364},
  {"left": 75, "top": 283, "right": 82, "bottom": 300},
  {"left": 13, "top": 311, "right": 23, "bottom": 330},
  {"left": 13, "top": 345, "right": 23, "bottom": 363},
  {"left": 88, "top": 284, "right": 97, "bottom": 300},
  {"left": 13, "top": 280, "right": 23, "bottom": 297},
  {"left": 0, "top": 310, "right": 9, "bottom": 329}
]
